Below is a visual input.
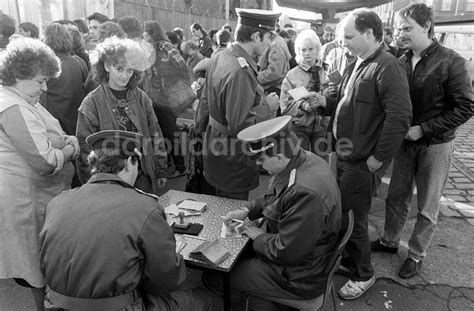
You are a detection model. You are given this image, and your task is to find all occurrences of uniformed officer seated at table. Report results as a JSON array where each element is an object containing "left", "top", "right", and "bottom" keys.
[
  {"left": 204, "top": 116, "right": 342, "bottom": 310},
  {"left": 39, "top": 130, "right": 211, "bottom": 311}
]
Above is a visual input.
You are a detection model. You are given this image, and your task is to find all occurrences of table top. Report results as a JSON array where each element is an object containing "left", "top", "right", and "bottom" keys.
[{"left": 159, "top": 190, "right": 250, "bottom": 272}]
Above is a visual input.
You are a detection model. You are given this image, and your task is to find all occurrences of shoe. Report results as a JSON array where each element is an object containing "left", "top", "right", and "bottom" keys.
[
  {"left": 399, "top": 258, "right": 422, "bottom": 279},
  {"left": 371, "top": 239, "right": 398, "bottom": 254},
  {"left": 168, "top": 169, "right": 187, "bottom": 179},
  {"left": 338, "top": 276, "right": 376, "bottom": 300}
]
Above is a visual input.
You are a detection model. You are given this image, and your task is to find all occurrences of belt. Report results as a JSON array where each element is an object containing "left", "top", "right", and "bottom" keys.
[
  {"left": 209, "top": 115, "right": 230, "bottom": 137},
  {"left": 47, "top": 287, "right": 136, "bottom": 311}
]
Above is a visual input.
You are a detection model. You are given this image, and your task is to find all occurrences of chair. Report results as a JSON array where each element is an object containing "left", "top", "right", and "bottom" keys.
[{"left": 245, "top": 210, "right": 354, "bottom": 311}]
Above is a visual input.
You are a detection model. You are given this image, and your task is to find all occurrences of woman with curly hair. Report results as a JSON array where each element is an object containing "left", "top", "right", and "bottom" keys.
[
  {"left": 76, "top": 36, "right": 168, "bottom": 194},
  {"left": 142, "top": 20, "right": 193, "bottom": 177},
  {"left": 0, "top": 37, "right": 78, "bottom": 310}
]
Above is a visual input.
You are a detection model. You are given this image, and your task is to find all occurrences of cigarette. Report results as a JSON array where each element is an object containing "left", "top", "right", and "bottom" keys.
[
  {"left": 182, "top": 234, "right": 207, "bottom": 241},
  {"left": 231, "top": 219, "right": 244, "bottom": 224}
]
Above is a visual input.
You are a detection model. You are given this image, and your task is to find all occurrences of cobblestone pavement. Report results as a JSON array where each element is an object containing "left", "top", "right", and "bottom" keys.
[{"left": 440, "top": 117, "right": 474, "bottom": 225}]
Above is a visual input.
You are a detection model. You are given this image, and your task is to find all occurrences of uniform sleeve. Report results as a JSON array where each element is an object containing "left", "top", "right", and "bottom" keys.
[
  {"left": 225, "top": 70, "right": 257, "bottom": 136},
  {"left": 2, "top": 105, "right": 65, "bottom": 175},
  {"left": 420, "top": 55, "right": 473, "bottom": 137},
  {"left": 252, "top": 188, "right": 328, "bottom": 266},
  {"left": 75, "top": 98, "right": 100, "bottom": 183},
  {"left": 373, "top": 59, "right": 412, "bottom": 162},
  {"left": 138, "top": 207, "right": 186, "bottom": 295}
]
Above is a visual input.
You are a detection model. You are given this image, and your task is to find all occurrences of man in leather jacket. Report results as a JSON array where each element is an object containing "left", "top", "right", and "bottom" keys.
[{"left": 371, "top": 3, "right": 473, "bottom": 279}]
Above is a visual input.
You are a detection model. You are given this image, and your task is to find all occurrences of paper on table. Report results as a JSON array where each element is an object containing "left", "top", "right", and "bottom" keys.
[
  {"left": 288, "top": 86, "right": 310, "bottom": 101},
  {"left": 220, "top": 222, "right": 243, "bottom": 238},
  {"left": 165, "top": 204, "right": 201, "bottom": 216},
  {"left": 178, "top": 200, "right": 207, "bottom": 212},
  {"left": 175, "top": 240, "right": 187, "bottom": 253}
]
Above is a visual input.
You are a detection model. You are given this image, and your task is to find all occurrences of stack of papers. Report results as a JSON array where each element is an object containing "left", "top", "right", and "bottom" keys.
[
  {"left": 178, "top": 200, "right": 207, "bottom": 212},
  {"left": 164, "top": 200, "right": 207, "bottom": 216}
]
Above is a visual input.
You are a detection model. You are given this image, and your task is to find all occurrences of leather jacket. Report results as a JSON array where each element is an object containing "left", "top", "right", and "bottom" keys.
[{"left": 401, "top": 40, "right": 473, "bottom": 144}]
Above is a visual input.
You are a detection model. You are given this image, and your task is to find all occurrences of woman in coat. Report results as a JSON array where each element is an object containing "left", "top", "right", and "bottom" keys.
[
  {"left": 0, "top": 37, "right": 78, "bottom": 310},
  {"left": 76, "top": 36, "right": 168, "bottom": 194},
  {"left": 280, "top": 29, "right": 329, "bottom": 157}
]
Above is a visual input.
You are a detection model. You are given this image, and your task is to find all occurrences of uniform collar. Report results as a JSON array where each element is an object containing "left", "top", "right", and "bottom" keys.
[
  {"left": 87, "top": 173, "right": 134, "bottom": 188},
  {"left": 229, "top": 43, "right": 258, "bottom": 74},
  {"left": 272, "top": 148, "right": 306, "bottom": 193}
]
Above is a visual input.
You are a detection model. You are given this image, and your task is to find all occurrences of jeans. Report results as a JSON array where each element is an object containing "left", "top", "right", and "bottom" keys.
[
  {"left": 337, "top": 159, "right": 388, "bottom": 281},
  {"left": 382, "top": 140, "right": 453, "bottom": 260},
  {"left": 290, "top": 122, "right": 329, "bottom": 161}
]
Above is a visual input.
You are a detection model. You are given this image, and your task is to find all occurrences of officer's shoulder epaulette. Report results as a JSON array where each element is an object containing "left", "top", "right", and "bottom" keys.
[
  {"left": 288, "top": 168, "right": 296, "bottom": 188},
  {"left": 133, "top": 187, "right": 159, "bottom": 201},
  {"left": 237, "top": 57, "right": 249, "bottom": 68}
]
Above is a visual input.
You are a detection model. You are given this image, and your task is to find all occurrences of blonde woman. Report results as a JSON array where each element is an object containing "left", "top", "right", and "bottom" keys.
[{"left": 280, "top": 29, "right": 328, "bottom": 156}]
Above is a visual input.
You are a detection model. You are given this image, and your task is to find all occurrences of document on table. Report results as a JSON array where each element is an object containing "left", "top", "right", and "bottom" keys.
[
  {"left": 220, "top": 222, "right": 243, "bottom": 238},
  {"left": 164, "top": 204, "right": 201, "bottom": 216},
  {"left": 178, "top": 200, "right": 207, "bottom": 212}
]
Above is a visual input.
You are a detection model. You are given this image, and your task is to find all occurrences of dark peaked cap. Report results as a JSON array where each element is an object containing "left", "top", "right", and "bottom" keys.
[
  {"left": 86, "top": 130, "right": 143, "bottom": 154},
  {"left": 238, "top": 116, "right": 298, "bottom": 159},
  {"left": 236, "top": 8, "right": 281, "bottom": 33}
]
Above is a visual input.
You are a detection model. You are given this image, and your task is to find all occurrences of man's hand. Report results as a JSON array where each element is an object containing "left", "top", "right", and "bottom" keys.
[
  {"left": 239, "top": 224, "right": 264, "bottom": 240},
  {"left": 405, "top": 125, "right": 424, "bottom": 141},
  {"left": 264, "top": 92, "right": 280, "bottom": 112},
  {"left": 366, "top": 155, "right": 383, "bottom": 173},
  {"left": 222, "top": 208, "right": 248, "bottom": 226},
  {"left": 157, "top": 178, "right": 167, "bottom": 188}
]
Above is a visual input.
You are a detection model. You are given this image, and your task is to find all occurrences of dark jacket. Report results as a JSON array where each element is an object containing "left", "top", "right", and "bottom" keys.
[
  {"left": 41, "top": 53, "right": 88, "bottom": 135},
  {"left": 203, "top": 44, "right": 264, "bottom": 193},
  {"left": 247, "top": 149, "right": 341, "bottom": 298},
  {"left": 401, "top": 40, "right": 473, "bottom": 144},
  {"left": 40, "top": 173, "right": 185, "bottom": 310},
  {"left": 76, "top": 84, "right": 168, "bottom": 193},
  {"left": 326, "top": 46, "right": 412, "bottom": 163}
]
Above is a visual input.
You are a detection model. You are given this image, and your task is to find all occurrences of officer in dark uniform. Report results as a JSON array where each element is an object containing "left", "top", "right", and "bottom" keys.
[
  {"left": 204, "top": 117, "right": 342, "bottom": 310},
  {"left": 202, "top": 8, "right": 281, "bottom": 200},
  {"left": 39, "top": 130, "right": 211, "bottom": 311}
]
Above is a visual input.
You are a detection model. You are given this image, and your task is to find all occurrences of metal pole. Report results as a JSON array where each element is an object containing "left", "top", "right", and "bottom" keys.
[{"left": 225, "top": 0, "right": 229, "bottom": 21}]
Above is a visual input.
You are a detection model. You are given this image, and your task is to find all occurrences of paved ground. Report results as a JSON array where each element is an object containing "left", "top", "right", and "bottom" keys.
[{"left": 1, "top": 118, "right": 473, "bottom": 310}]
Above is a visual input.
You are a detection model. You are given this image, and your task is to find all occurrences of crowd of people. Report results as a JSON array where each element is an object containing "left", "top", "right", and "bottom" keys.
[{"left": 0, "top": 2, "right": 472, "bottom": 311}]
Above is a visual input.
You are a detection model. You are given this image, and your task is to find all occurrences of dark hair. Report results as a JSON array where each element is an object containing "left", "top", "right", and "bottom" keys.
[
  {"left": 19, "top": 22, "right": 39, "bottom": 38},
  {"left": 98, "top": 21, "right": 125, "bottom": 42},
  {"left": 0, "top": 13, "right": 16, "bottom": 37},
  {"left": 209, "top": 28, "right": 218, "bottom": 40},
  {"left": 143, "top": 20, "right": 169, "bottom": 44},
  {"left": 216, "top": 29, "right": 231, "bottom": 47},
  {"left": 283, "top": 23, "right": 293, "bottom": 28},
  {"left": 88, "top": 149, "right": 127, "bottom": 175},
  {"left": 166, "top": 31, "right": 179, "bottom": 45},
  {"left": 73, "top": 19, "right": 89, "bottom": 34},
  {"left": 222, "top": 23, "right": 232, "bottom": 33},
  {"left": 398, "top": 3, "right": 435, "bottom": 38},
  {"left": 279, "top": 29, "right": 288, "bottom": 39},
  {"left": 89, "top": 36, "right": 144, "bottom": 88},
  {"left": 286, "top": 28, "right": 297, "bottom": 37},
  {"left": 118, "top": 16, "right": 142, "bottom": 39},
  {"left": 43, "top": 23, "right": 73, "bottom": 54},
  {"left": 87, "top": 12, "right": 109, "bottom": 24},
  {"left": 173, "top": 27, "right": 184, "bottom": 40},
  {"left": 384, "top": 27, "right": 393, "bottom": 37},
  {"left": 190, "top": 22, "right": 208, "bottom": 37},
  {"left": 235, "top": 24, "right": 266, "bottom": 43},
  {"left": 351, "top": 8, "right": 383, "bottom": 42},
  {"left": 0, "top": 37, "right": 61, "bottom": 86},
  {"left": 68, "top": 28, "right": 90, "bottom": 69}
]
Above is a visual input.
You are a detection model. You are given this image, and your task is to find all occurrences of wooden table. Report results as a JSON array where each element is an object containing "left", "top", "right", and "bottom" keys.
[{"left": 158, "top": 190, "right": 250, "bottom": 311}]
